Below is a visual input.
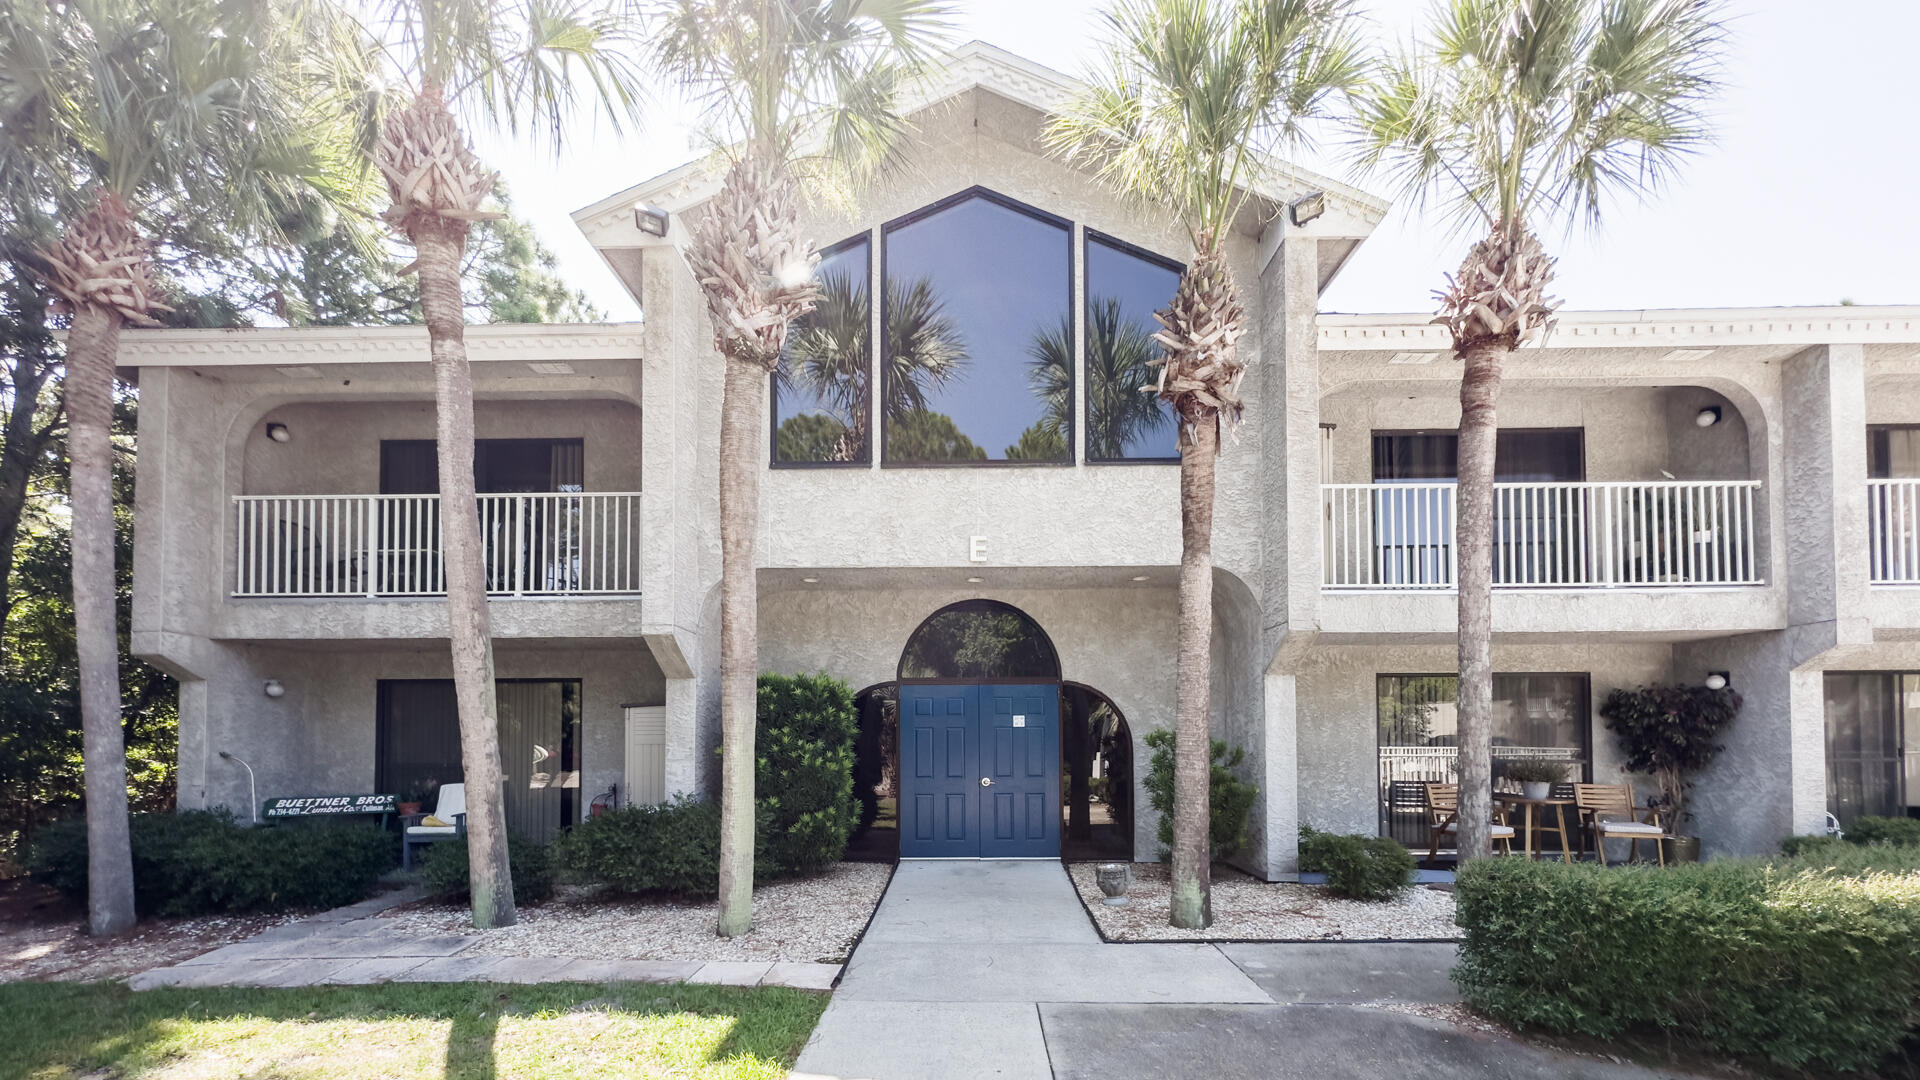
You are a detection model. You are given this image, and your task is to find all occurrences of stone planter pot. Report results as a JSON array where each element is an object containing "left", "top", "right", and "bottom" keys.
[
  {"left": 1520, "top": 781, "right": 1552, "bottom": 801},
  {"left": 1094, "top": 863, "right": 1131, "bottom": 906},
  {"left": 1664, "top": 835, "right": 1702, "bottom": 863},
  {"left": 397, "top": 802, "right": 422, "bottom": 816}
]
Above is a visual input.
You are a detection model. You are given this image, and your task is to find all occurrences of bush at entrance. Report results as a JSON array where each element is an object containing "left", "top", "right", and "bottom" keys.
[
  {"left": 1298, "top": 826, "right": 1415, "bottom": 901},
  {"left": 558, "top": 795, "right": 773, "bottom": 897},
  {"left": 1452, "top": 849, "right": 1920, "bottom": 1074},
  {"left": 1142, "top": 729, "right": 1256, "bottom": 862},
  {"left": 29, "top": 811, "right": 394, "bottom": 915},
  {"left": 419, "top": 833, "right": 553, "bottom": 903},
  {"left": 756, "top": 673, "right": 859, "bottom": 875}
]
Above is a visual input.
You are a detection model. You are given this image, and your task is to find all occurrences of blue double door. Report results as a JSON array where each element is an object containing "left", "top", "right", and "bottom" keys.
[{"left": 899, "top": 683, "right": 1060, "bottom": 858}]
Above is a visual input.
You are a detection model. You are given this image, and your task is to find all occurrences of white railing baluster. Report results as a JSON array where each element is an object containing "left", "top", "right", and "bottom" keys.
[
  {"left": 1320, "top": 479, "right": 1762, "bottom": 591},
  {"left": 1869, "top": 479, "right": 1920, "bottom": 586}
]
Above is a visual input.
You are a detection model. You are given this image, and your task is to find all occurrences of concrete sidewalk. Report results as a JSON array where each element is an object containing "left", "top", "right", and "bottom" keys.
[
  {"left": 127, "top": 887, "right": 839, "bottom": 993},
  {"left": 791, "top": 861, "right": 1697, "bottom": 1080}
]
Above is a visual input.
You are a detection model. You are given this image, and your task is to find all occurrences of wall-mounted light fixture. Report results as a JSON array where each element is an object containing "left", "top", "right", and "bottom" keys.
[
  {"left": 632, "top": 203, "right": 669, "bottom": 238},
  {"left": 1694, "top": 406, "right": 1722, "bottom": 428},
  {"left": 263, "top": 679, "right": 286, "bottom": 699},
  {"left": 265, "top": 422, "right": 292, "bottom": 443},
  {"left": 1704, "top": 672, "right": 1730, "bottom": 691},
  {"left": 1288, "top": 191, "right": 1326, "bottom": 226}
]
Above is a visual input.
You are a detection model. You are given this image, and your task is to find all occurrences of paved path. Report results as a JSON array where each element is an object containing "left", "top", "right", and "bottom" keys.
[
  {"left": 791, "top": 861, "right": 1694, "bottom": 1080},
  {"left": 127, "top": 887, "right": 838, "bottom": 992}
]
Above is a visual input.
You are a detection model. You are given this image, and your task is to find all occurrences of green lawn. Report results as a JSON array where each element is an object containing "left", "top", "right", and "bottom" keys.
[{"left": 0, "top": 981, "right": 828, "bottom": 1080}]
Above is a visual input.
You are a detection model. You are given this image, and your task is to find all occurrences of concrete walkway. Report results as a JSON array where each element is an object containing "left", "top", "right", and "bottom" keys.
[
  {"left": 792, "top": 861, "right": 1696, "bottom": 1080},
  {"left": 127, "top": 887, "right": 838, "bottom": 992}
]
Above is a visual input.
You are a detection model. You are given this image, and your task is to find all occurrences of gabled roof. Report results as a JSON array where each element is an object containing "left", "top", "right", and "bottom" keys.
[{"left": 570, "top": 40, "right": 1389, "bottom": 254}]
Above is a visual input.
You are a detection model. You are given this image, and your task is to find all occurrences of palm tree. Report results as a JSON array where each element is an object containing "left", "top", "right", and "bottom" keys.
[
  {"left": 1355, "top": 0, "right": 1724, "bottom": 862},
  {"left": 650, "top": 0, "right": 948, "bottom": 937},
  {"left": 1, "top": 0, "right": 372, "bottom": 935},
  {"left": 359, "top": 0, "right": 646, "bottom": 929},
  {"left": 1049, "top": 0, "right": 1363, "bottom": 929}
]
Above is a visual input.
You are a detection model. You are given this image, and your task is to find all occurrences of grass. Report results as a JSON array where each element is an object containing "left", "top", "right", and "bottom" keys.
[{"left": 0, "top": 981, "right": 828, "bottom": 1080}]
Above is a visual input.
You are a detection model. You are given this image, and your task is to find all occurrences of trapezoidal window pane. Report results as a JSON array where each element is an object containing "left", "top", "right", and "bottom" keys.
[
  {"left": 1085, "top": 236, "right": 1180, "bottom": 460},
  {"left": 774, "top": 237, "right": 872, "bottom": 464},
  {"left": 883, "top": 193, "right": 1071, "bottom": 464}
]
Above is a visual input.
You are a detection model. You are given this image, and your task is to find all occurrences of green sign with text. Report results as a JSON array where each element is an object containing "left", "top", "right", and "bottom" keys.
[{"left": 262, "top": 794, "right": 397, "bottom": 818}]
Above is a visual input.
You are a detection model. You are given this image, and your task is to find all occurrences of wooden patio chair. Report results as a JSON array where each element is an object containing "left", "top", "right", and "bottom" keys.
[
  {"left": 1423, "top": 783, "right": 1515, "bottom": 867},
  {"left": 1573, "top": 783, "right": 1666, "bottom": 866}
]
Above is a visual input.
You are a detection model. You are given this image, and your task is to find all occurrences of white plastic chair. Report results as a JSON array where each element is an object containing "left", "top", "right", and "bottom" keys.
[{"left": 402, "top": 782, "right": 467, "bottom": 870}]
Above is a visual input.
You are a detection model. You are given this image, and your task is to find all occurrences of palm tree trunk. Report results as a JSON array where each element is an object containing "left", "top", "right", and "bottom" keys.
[
  {"left": 1169, "top": 417, "right": 1217, "bottom": 929},
  {"left": 66, "top": 303, "right": 135, "bottom": 935},
  {"left": 413, "top": 220, "right": 515, "bottom": 929},
  {"left": 1453, "top": 338, "right": 1506, "bottom": 863},
  {"left": 715, "top": 357, "right": 761, "bottom": 938}
]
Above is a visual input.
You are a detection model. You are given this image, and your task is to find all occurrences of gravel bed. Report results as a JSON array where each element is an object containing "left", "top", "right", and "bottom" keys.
[
  {"left": 377, "top": 862, "right": 892, "bottom": 964},
  {"left": 1068, "top": 862, "right": 1461, "bottom": 942}
]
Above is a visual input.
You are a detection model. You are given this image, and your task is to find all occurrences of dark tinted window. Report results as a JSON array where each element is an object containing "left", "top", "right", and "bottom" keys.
[
  {"left": 1371, "top": 430, "right": 1584, "bottom": 482},
  {"left": 379, "top": 439, "right": 583, "bottom": 493},
  {"left": 899, "top": 600, "right": 1060, "bottom": 680},
  {"left": 1085, "top": 235, "right": 1180, "bottom": 460},
  {"left": 1869, "top": 425, "right": 1920, "bottom": 479},
  {"left": 774, "top": 237, "right": 871, "bottom": 464},
  {"left": 882, "top": 193, "right": 1071, "bottom": 464}
]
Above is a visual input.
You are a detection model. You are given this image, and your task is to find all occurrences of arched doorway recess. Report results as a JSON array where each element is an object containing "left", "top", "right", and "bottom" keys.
[{"left": 845, "top": 600, "right": 1135, "bottom": 862}]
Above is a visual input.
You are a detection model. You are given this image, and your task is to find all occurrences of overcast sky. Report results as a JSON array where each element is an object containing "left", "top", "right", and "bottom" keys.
[{"left": 471, "top": 0, "right": 1920, "bottom": 323}]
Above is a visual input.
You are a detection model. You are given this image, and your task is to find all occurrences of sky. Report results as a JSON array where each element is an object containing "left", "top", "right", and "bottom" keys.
[{"left": 471, "top": 0, "right": 1920, "bottom": 323}]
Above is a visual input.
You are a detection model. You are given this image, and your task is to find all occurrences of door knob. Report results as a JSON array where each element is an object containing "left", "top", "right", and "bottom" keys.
[{"left": 980, "top": 777, "right": 994, "bottom": 787}]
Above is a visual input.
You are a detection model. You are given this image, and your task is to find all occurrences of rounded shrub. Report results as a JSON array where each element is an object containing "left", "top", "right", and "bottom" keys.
[
  {"left": 557, "top": 795, "right": 773, "bottom": 897},
  {"left": 755, "top": 672, "right": 860, "bottom": 876},
  {"left": 419, "top": 834, "right": 554, "bottom": 904},
  {"left": 1299, "top": 826, "right": 1415, "bottom": 901}
]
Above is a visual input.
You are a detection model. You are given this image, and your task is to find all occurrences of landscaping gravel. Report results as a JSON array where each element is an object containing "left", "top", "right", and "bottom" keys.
[
  {"left": 1068, "top": 862, "right": 1461, "bottom": 942},
  {"left": 377, "top": 862, "right": 893, "bottom": 964}
]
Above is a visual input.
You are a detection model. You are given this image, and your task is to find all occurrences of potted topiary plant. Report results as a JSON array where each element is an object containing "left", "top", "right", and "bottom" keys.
[
  {"left": 1599, "top": 682, "right": 1741, "bottom": 862},
  {"left": 1500, "top": 759, "right": 1565, "bottom": 801}
]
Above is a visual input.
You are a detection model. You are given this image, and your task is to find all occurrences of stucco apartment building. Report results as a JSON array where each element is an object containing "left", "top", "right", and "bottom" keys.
[{"left": 123, "top": 44, "right": 1920, "bottom": 876}]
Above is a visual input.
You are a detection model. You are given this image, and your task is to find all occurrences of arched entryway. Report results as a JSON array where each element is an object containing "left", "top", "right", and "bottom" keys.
[{"left": 844, "top": 600, "right": 1134, "bottom": 862}]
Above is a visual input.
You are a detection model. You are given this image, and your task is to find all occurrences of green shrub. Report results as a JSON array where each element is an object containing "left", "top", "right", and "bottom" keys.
[
  {"left": 1453, "top": 850, "right": 1920, "bottom": 1074},
  {"left": 1298, "top": 826, "right": 1415, "bottom": 901},
  {"left": 28, "top": 811, "right": 394, "bottom": 916},
  {"left": 557, "top": 795, "right": 773, "bottom": 898},
  {"left": 419, "top": 834, "right": 553, "bottom": 904},
  {"left": 755, "top": 673, "right": 859, "bottom": 876},
  {"left": 1143, "top": 729, "right": 1257, "bottom": 862},
  {"left": 1844, "top": 815, "right": 1920, "bottom": 848}
]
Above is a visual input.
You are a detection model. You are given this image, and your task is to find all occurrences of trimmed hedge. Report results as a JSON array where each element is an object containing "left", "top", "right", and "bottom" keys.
[
  {"left": 756, "top": 673, "right": 859, "bottom": 875},
  {"left": 1843, "top": 814, "right": 1920, "bottom": 848},
  {"left": 1298, "top": 827, "right": 1415, "bottom": 901},
  {"left": 557, "top": 795, "right": 773, "bottom": 897},
  {"left": 1143, "top": 729, "right": 1257, "bottom": 861},
  {"left": 28, "top": 811, "right": 394, "bottom": 916},
  {"left": 1453, "top": 851, "right": 1920, "bottom": 1074},
  {"left": 419, "top": 834, "right": 554, "bottom": 904}
]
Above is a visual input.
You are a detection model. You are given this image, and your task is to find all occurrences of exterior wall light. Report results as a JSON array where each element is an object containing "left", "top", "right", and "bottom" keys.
[
  {"left": 1704, "top": 672, "right": 1729, "bottom": 691},
  {"left": 632, "top": 203, "right": 669, "bottom": 238},
  {"left": 966, "top": 576, "right": 984, "bottom": 584},
  {"left": 219, "top": 751, "right": 258, "bottom": 824},
  {"left": 801, "top": 577, "right": 819, "bottom": 583},
  {"left": 1695, "top": 406, "right": 1722, "bottom": 428},
  {"left": 263, "top": 679, "right": 286, "bottom": 699},
  {"left": 265, "top": 422, "right": 292, "bottom": 443},
  {"left": 1288, "top": 191, "right": 1326, "bottom": 226}
]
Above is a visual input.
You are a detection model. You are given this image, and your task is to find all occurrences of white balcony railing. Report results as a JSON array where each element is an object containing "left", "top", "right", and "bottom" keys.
[
  {"left": 1870, "top": 479, "right": 1920, "bottom": 585},
  {"left": 1323, "top": 480, "right": 1762, "bottom": 590},
  {"left": 233, "top": 492, "right": 642, "bottom": 598}
]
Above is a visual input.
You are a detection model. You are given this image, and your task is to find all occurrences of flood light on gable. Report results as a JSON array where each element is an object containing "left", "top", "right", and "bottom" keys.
[{"left": 632, "top": 203, "right": 669, "bottom": 238}]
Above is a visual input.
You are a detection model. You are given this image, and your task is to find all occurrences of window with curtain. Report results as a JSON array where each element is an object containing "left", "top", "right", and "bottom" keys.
[
  {"left": 1376, "top": 673, "right": 1590, "bottom": 846},
  {"left": 1825, "top": 672, "right": 1919, "bottom": 827},
  {"left": 1870, "top": 425, "right": 1920, "bottom": 479},
  {"left": 1084, "top": 233, "right": 1180, "bottom": 461},
  {"left": 882, "top": 190, "right": 1072, "bottom": 465},
  {"left": 773, "top": 236, "right": 872, "bottom": 465},
  {"left": 376, "top": 679, "right": 582, "bottom": 841}
]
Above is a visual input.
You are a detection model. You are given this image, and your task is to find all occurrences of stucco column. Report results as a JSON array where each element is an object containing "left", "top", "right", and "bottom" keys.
[{"left": 1784, "top": 344, "right": 1871, "bottom": 645}]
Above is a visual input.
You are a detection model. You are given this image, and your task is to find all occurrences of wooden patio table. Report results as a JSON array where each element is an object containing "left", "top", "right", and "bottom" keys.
[{"left": 1493, "top": 792, "right": 1575, "bottom": 862}]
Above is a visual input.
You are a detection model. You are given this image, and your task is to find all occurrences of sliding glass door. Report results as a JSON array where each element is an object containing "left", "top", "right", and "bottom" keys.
[
  {"left": 1377, "top": 673, "right": 1591, "bottom": 847},
  {"left": 376, "top": 679, "right": 582, "bottom": 842},
  {"left": 1825, "top": 672, "right": 1919, "bottom": 827},
  {"left": 1371, "top": 430, "right": 1585, "bottom": 586}
]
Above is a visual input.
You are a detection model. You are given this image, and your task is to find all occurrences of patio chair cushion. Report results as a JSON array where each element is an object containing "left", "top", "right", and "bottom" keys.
[
  {"left": 1437, "top": 824, "right": 1517, "bottom": 838},
  {"left": 406, "top": 823, "right": 458, "bottom": 837},
  {"left": 1596, "top": 821, "right": 1663, "bottom": 836}
]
